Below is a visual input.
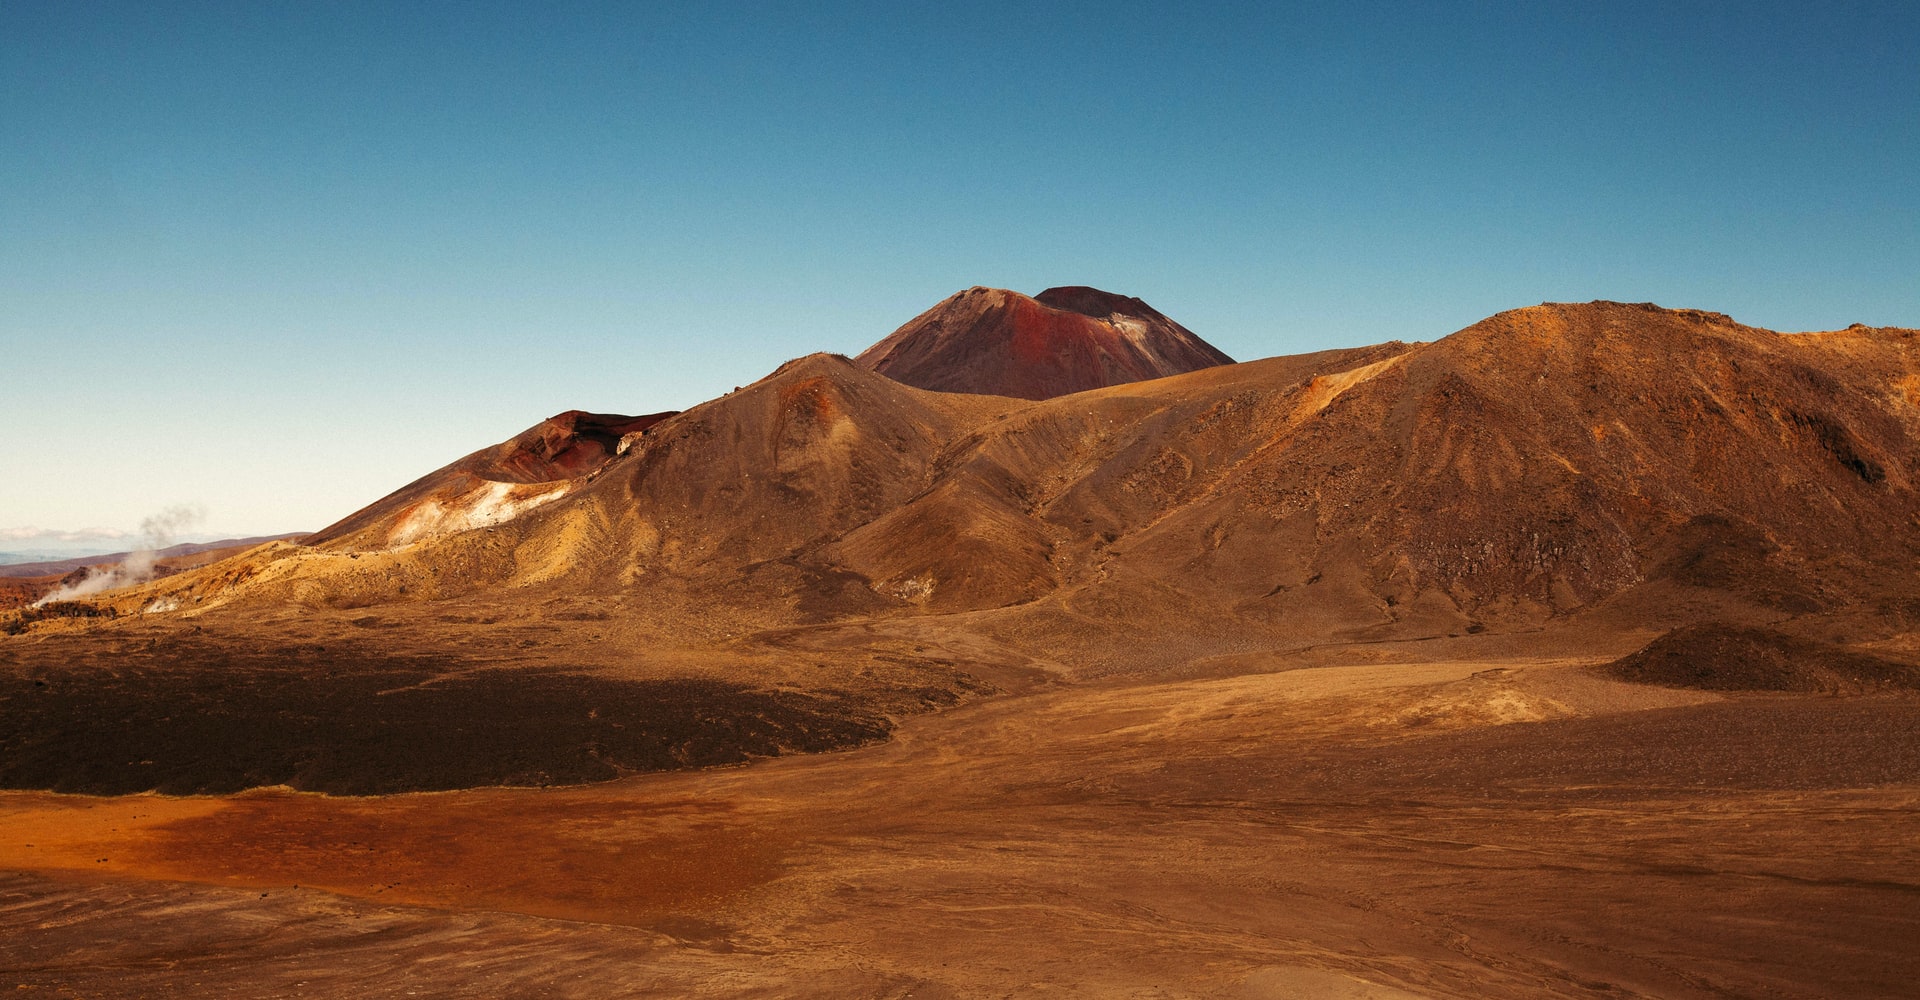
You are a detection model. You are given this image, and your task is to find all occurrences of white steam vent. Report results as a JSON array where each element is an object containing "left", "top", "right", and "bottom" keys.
[{"left": 33, "top": 504, "right": 207, "bottom": 606}]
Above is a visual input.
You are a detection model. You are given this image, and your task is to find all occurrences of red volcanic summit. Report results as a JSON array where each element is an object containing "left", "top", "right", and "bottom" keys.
[{"left": 855, "top": 285, "right": 1233, "bottom": 400}]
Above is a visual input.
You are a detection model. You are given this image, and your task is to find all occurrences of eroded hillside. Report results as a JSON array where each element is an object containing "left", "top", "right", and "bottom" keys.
[{"left": 22, "top": 302, "right": 1914, "bottom": 682}]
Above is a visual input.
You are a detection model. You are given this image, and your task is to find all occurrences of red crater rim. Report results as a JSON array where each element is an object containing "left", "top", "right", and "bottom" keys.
[{"left": 854, "top": 285, "right": 1234, "bottom": 400}]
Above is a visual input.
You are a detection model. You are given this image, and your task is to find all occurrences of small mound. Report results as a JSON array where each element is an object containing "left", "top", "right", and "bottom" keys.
[{"left": 1601, "top": 624, "right": 1919, "bottom": 694}]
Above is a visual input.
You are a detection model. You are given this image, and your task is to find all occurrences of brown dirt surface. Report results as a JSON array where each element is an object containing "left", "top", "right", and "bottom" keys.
[
  {"left": 1602, "top": 623, "right": 1920, "bottom": 693},
  {"left": 1, "top": 656, "right": 1916, "bottom": 997},
  {"left": 0, "top": 656, "right": 893, "bottom": 796},
  {"left": 0, "top": 592, "right": 1002, "bottom": 795}
]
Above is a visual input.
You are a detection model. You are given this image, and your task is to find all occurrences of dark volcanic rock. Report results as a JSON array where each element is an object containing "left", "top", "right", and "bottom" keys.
[{"left": 0, "top": 652, "right": 891, "bottom": 795}]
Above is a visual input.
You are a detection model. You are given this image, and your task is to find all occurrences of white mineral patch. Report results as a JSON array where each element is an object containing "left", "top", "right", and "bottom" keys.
[{"left": 387, "top": 481, "right": 573, "bottom": 547}]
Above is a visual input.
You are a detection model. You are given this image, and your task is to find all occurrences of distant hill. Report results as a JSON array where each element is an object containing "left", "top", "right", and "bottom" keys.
[
  {"left": 0, "top": 535, "right": 310, "bottom": 579},
  {"left": 0, "top": 552, "right": 85, "bottom": 566}
]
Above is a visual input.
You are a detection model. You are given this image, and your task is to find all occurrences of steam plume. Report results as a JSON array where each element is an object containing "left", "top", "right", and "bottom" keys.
[{"left": 33, "top": 504, "right": 207, "bottom": 605}]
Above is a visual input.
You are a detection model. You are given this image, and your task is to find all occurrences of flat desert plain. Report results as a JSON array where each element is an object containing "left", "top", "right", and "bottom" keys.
[{"left": 3, "top": 639, "right": 1915, "bottom": 999}]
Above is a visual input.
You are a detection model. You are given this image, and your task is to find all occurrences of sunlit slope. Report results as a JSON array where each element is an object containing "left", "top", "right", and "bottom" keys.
[{"left": 111, "top": 303, "right": 1920, "bottom": 662}]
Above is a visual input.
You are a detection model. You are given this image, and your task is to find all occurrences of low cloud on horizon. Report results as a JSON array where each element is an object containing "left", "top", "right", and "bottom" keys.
[
  {"left": 0, "top": 526, "right": 139, "bottom": 544},
  {"left": 0, "top": 523, "right": 235, "bottom": 555}
]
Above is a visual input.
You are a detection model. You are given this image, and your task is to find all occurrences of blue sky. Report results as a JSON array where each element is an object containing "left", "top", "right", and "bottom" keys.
[{"left": 4, "top": 1, "right": 1916, "bottom": 538}]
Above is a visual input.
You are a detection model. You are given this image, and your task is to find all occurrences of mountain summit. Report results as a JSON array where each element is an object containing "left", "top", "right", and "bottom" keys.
[{"left": 855, "top": 285, "right": 1233, "bottom": 400}]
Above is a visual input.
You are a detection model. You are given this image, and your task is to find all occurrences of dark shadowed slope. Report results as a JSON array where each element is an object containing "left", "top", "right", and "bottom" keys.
[{"left": 855, "top": 285, "right": 1233, "bottom": 400}]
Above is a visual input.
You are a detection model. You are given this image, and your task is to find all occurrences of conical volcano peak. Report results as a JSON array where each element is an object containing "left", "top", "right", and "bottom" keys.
[{"left": 855, "top": 285, "right": 1233, "bottom": 400}]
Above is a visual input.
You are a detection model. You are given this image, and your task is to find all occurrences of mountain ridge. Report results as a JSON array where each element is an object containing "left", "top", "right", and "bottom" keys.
[{"left": 50, "top": 297, "right": 1916, "bottom": 679}]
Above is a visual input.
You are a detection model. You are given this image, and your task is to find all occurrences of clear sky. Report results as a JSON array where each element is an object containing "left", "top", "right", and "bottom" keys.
[{"left": 4, "top": 1, "right": 1917, "bottom": 539}]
